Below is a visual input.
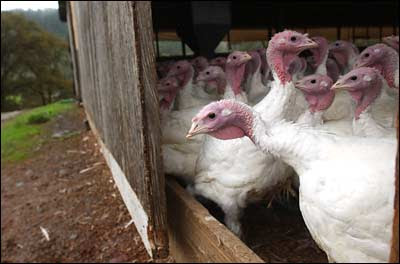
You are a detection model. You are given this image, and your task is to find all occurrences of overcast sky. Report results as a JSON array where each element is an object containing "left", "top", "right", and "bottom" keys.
[{"left": 1, "top": 1, "right": 58, "bottom": 11}]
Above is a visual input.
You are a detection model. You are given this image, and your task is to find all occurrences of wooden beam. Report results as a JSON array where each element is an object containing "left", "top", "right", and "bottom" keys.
[
  {"left": 166, "top": 178, "right": 264, "bottom": 263},
  {"left": 390, "top": 112, "right": 399, "bottom": 263},
  {"left": 133, "top": 2, "right": 169, "bottom": 258},
  {"left": 71, "top": 2, "right": 168, "bottom": 259},
  {"left": 66, "top": 2, "right": 81, "bottom": 101}
]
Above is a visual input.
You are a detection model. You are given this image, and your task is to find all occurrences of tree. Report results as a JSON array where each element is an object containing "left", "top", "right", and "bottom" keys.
[{"left": 1, "top": 12, "right": 72, "bottom": 111}]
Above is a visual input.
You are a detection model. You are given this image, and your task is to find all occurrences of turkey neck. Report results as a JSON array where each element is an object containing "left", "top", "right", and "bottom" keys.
[
  {"left": 296, "top": 109, "right": 324, "bottom": 127},
  {"left": 231, "top": 105, "right": 326, "bottom": 175},
  {"left": 181, "top": 66, "right": 195, "bottom": 91},
  {"left": 380, "top": 50, "right": 398, "bottom": 90},
  {"left": 315, "top": 51, "right": 328, "bottom": 75},
  {"left": 306, "top": 91, "right": 335, "bottom": 113},
  {"left": 215, "top": 75, "right": 227, "bottom": 95},
  {"left": 350, "top": 78, "right": 382, "bottom": 120},
  {"left": 225, "top": 63, "right": 246, "bottom": 96},
  {"left": 176, "top": 66, "right": 195, "bottom": 107},
  {"left": 249, "top": 54, "right": 263, "bottom": 89},
  {"left": 333, "top": 48, "right": 358, "bottom": 71},
  {"left": 350, "top": 77, "right": 385, "bottom": 135},
  {"left": 255, "top": 49, "right": 299, "bottom": 122}
]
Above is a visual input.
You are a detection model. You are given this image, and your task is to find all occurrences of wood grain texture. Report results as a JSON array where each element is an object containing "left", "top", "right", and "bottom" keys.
[
  {"left": 132, "top": 1, "right": 168, "bottom": 258},
  {"left": 166, "top": 178, "right": 264, "bottom": 263},
  {"left": 390, "top": 112, "right": 399, "bottom": 263},
  {"left": 69, "top": 1, "right": 167, "bottom": 258},
  {"left": 66, "top": 2, "right": 81, "bottom": 101}
]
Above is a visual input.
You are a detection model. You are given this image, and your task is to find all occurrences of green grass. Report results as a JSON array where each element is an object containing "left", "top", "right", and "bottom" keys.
[{"left": 1, "top": 100, "right": 76, "bottom": 163}]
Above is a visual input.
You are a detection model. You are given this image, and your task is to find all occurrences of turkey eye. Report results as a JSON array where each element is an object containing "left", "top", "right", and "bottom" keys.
[
  {"left": 208, "top": 113, "right": 216, "bottom": 119},
  {"left": 364, "top": 53, "right": 370, "bottom": 57},
  {"left": 311, "top": 79, "right": 316, "bottom": 84},
  {"left": 166, "top": 83, "right": 170, "bottom": 86},
  {"left": 206, "top": 71, "right": 210, "bottom": 75},
  {"left": 351, "top": 76, "right": 357, "bottom": 81},
  {"left": 335, "top": 42, "right": 340, "bottom": 46},
  {"left": 233, "top": 56, "right": 237, "bottom": 60},
  {"left": 290, "top": 36, "right": 297, "bottom": 42},
  {"left": 177, "top": 65, "right": 181, "bottom": 69}
]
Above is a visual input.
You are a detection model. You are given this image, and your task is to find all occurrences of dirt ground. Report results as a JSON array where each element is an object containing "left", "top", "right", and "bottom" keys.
[
  {"left": 201, "top": 195, "right": 328, "bottom": 263},
  {"left": 1, "top": 107, "right": 151, "bottom": 263}
]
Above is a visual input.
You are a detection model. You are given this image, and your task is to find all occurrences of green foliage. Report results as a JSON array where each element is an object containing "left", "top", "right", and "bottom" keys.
[
  {"left": 1, "top": 11, "right": 72, "bottom": 112},
  {"left": 12, "top": 9, "right": 69, "bottom": 40},
  {"left": 27, "top": 112, "right": 50, "bottom": 124},
  {"left": 1, "top": 100, "right": 75, "bottom": 163}
]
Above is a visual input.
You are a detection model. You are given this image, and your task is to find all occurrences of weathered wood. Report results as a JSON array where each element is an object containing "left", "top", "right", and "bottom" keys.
[
  {"left": 390, "top": 112, "right": 399, "bottom": 263},
  {"left": 66, "top": 2, "right": 81, "bottom": 101},
  {"left": 133, "top": 1, "right": 168, "bottom": 258},
  {"left": 69, "top": 1, "right": 168, "bottom": 258},
  {"left": 166, "top": 178, "right": 264, "bottom": 263}
]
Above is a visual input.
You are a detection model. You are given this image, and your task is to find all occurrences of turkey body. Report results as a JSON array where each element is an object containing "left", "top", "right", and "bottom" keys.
[{"left": 250, "top": 113, "right": 397, "bottom": 263}]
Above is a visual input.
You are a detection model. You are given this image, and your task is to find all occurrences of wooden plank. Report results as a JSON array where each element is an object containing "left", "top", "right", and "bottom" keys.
[
  {"left": 166, "top": 178, "right": 264, "bottom": 263},
  {"left": 85, "top": 109, "right": 152, "bottom": 257},
  {"left": 66, "top": 2, "right": 81, "bottom": 101},
  {"left": 69, "top": 1, "right": 168, "bottom": 258},
  {"left": 390, "top": 113, "right": 399, "bottom": 263},
  {"left": 133, "top": 1, "right": 169, "bottom": 258}
]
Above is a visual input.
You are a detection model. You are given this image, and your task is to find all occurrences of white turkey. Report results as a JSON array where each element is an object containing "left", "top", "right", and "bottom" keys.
[
  {"left": 295, "top": 74, "right": 353, "bottom": 136},
  {"left": 161, "top": 52, "right": 252, "bottom": 182},
  {"left": 167, "top": 60, "right": 216, "bottom": 110},
  {"left": 246, "top": 50, "right": 270, "bottom": 105},
  {"left": 187, "top": 98, "right": 396, "bottom": 263},
  {"left": 157, "top": 76, "right": 205, "bottom": 182},
  {"left": 307, "top": 36, "right": 353, "bottom": 122},
  {"left": 188, "top": 30, "right": 317, "bottom": 238},
  {"left": 354, "top": 43, "right": 399, "bottom": 93},
  {"left": 331, "top": 67, "right": 396, "bottom": 138},
  {"left": 354, "top": 43, "right": 399, "bottom": 127}
]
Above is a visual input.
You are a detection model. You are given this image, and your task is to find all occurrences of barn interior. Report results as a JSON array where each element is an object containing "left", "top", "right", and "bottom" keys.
[
  {"left": 151, "top": 1, "right": 399, "bottom": 262},
  {"left": 152, "top": 1, "right": 399, "bottom": 59}
]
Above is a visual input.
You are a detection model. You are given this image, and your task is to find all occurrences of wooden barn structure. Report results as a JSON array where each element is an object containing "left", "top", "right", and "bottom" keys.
[{"left": 59, "top": 1, "right": 399, "bottom": 262}]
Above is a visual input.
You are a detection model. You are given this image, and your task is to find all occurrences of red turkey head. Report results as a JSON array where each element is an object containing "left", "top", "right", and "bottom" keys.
[
  {"left": 328, "top": 40, "right": 359, "bottom": 70},
  {"left": 187, "top": 99, "right": 253, "bottom": 140},
  {"left": 295, "top": 74, "right": 335, "bottom": 112},
  {"left": 331, "top": 67, "right": 383, "bottom": 119},
  {"left": 196, "top": 66, "right": 226, "bottom": 94},
  {"left": 267, "top": 30, "right": 318, "bottom": 84}
]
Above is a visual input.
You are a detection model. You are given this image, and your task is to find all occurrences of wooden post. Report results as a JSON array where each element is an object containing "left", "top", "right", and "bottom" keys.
[
  {"left": 66, "top": 1, "right": 82, "bottom": 102},
  {"left": 390, "top": 113, "right": 399, "bottom": 263},
  {"left": 69, "top": 1, "right": 168, "bottom": 259}
]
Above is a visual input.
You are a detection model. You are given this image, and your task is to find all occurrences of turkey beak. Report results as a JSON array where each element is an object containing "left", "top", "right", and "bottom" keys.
[
  {"left": 241, "top": 53, "right": 252, "bottom": 63},
  {"left": 196, "top": 74, "right": 205, "bottom": 82},
  {"left": 353, "top": 61, "right": 366, "bottom": 69},
  {"left": 186, "top": 121, "right": 208, "bottom": 139},
  {"left": 299, "top": 39, "right": 318, "bottom": 51},
  {"left": 331, "top": 81, "right": 348, "bottom": 90},
  {"left": 294, "top": 81, "right": 306, "bottom": 91}
]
